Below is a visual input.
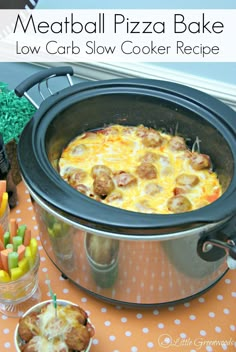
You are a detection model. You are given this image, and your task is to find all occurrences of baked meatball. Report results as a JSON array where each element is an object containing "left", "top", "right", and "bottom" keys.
[
  {"left": 114, "top": 172, "right": 137, "bottom": 187},
  {"left": 106, "top": 190, "right": 123, "bottom": 203},
  {"left": 91, "top": 165, "right": 112, "bottom": 179},
  {"left": 144, "top": 183, "right": 163, "bottom": 196},
  {"left": 65, "top": 325, "right": 91, "bottom": 351},
  {"left": 136, "top": 163, "right": 157, "bottom": 180},
  {"left": 141, "top": 130, "right": 163, "bottom": 147},
  {"left": 68, "top": 168, "right": 87, "bottom": 187},
  {"left": 139, "top": 152, "right": 158, "bottom": 163},
  {"left": 70, "top": 144, "right": 87, "bottom": 156},
  {"left": 18, "top": 312, "right": 40, "bottom": 343},
  {"left": 93, "top": 173, "right": 115, "bottom": 197},
  {"left": 176, "top": 173, "right": 200, "bottom": 187},
  {"left": 167, "top": 195, "right": 192, "bottom": 213},
  {"left": 190, "top": 153, "right": 211, "bottom": 170},
  {"left": 169, "top": 136, "right": 187, "bottom": 151}
]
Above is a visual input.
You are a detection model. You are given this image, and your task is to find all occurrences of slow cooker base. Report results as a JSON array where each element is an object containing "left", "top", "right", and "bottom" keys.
[{"left": 59, "top": 269, "right": 228, "bottom": 308}]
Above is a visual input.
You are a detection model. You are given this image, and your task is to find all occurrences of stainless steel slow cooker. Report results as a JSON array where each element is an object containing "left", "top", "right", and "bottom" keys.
[{"left": 15, "top": 66, "right": 236, "bottom": 307}]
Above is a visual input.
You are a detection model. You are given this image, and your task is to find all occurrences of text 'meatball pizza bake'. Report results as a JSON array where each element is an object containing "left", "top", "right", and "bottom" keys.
[{"left": 59, "top": 124, "right": 222, "bottom": 214}]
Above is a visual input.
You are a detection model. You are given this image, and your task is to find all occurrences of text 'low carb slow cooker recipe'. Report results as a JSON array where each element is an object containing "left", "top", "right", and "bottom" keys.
[{"left": 59, "top": 124, "right": 222, "bottom": 214}]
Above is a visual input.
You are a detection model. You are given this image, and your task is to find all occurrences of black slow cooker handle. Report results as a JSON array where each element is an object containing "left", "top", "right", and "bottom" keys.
[{"left": 15, "top": 66, "right": 74, "bottom": 98}]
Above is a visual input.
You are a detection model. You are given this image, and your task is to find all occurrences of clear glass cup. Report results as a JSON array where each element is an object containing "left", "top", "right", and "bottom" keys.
[{"left": 0, "top": 252, "right": 41, "bottom": 317}]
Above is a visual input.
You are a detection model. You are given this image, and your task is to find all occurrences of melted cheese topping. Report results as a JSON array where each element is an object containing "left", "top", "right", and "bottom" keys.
[{"left": 59, "top": 125, "right": 222, "bottom": 214}]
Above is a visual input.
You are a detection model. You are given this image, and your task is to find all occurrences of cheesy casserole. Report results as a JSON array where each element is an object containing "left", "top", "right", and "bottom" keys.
[{"left": 59, "top": 124, "right": 221, "bottom": 214}]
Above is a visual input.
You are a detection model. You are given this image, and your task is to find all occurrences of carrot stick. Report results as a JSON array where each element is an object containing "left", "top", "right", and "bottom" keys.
[
  {"left": 0, "top": 225, "right": 4, "bottom": 243},
  {"left": 0, "top": 248, "right": 13, "bottom": 273},
  {"left": 0, "top": 180, "right": 6, "bottom": 203},
  {"left": 0, "top": 239, "right": 4, "bottom": 251},
  {"left": 9, "top": 219, "right": 18, "bottom": 244},
  {"left": 23, "top": 229, "right": 31, "bottom": 247},
  {"left": 17, "top": 244, "right": 26, "bottom": 261}
]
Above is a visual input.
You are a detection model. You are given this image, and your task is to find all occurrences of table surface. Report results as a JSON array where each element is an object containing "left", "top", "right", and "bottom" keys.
[{"left": 1, "top": 182, "right": 235, "bottom": 352}]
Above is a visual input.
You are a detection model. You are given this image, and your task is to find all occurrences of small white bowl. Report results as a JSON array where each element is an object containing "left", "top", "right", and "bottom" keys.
[{"left": 14, "top": 299, "right": 95, "bottom": 352}]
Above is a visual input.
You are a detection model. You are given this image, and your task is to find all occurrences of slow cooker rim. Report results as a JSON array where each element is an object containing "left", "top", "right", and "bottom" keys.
[{"left": 17, "top": 78, "right": 236, "bottom": 234}]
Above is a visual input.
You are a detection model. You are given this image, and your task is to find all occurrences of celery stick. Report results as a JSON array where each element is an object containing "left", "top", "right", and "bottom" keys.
[
  {"left": 8, "top": 252, "right": 19, "bottom": 271},
  {"left": 13, "top": 236, "right": 23, "bottom": 251},
  {"left": 17, "top": 225, "right": 27, "bottom": 239},
  {"left": 3, "top": 232, "right": 10, "bottom": 248},
  {"left": 6, "top": 244, "right": 13, "bottom": 250}
]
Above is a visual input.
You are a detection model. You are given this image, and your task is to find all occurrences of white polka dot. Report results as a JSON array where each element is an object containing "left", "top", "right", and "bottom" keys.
[
  {"left": 81, "top": 297, "right": 87, "bottom": 303},
  {"left": 200, "top": 330, "right": 207, "bottom": 336},
  {"left": 190, "top": 350, "right": 196, "bottom": 352},
  {"left": 157, "top": 323, "right": 164, "bottom": 329},
  {"left": 4, "top": 342, "right": 11, "bottom": 348},
  {"left": 231, "top": 292, "right": 236, "bottom": 297},
  {"left": 40, "top": 257, "right": 46, "bottom": 262},
  {"left": 121, "top": 317, "right": 127, "bottom": 323},
  {"left": 215, "top": 326, "right": 222, "bottom": 333},
  {"left": 206, "top": 346, "right": 213, "bottom": 352},
  {"left": 105, "top": 321, "right": 111, "bottom": 326},
  {"left": 225, "top": 278, "right": 231, "bottom": 284},
  {"left": 198, "top": 297, "right": 205, "bottom": 303},
  {"left": 184, "top": 302, "right": 190, "bottom": 307},
  {"left": 125, "top": 331, "right": 132, "bottom": 336},
  {"left": 136, "top": 313, "right": 142, "bottom": 319},
  {"left": 180, "top": 333, "right": 187, "bottom": 338},
  {"left": 168, "top": 306, "right": 174, "bottom": 311},
  {"left": 131, "top": 347, "right": 138, "bottom": 352},
  {"left": 92, "top": 339, "right": 99, "bottom": 345},
  {"left": 109, "top": 335, "right": 116, "bottom": 341},
  {"left": 42, "top": 267, "right": 48, "bottom": 272},
  {"left": 189, "top": 315, "right": 196, "bottom": 320},
  {"left": 221, "top": 344, "right": 228, "bottom": 351},
  {"left": 153, "top": 309, "right": 159, "bottom": 316},
  {"left": 142, "top": 328, "right": 149, "bottom": 333},
  {"left": 147, "top": 341, "right": 154, "bottom": 348},
  {"left": 223, "top": 308, "right": 230, "bottom": 315},
  {"left": 217, "top": 294, "right": 223, "bottom": 300},
  {"left": 101, "top": 307, "right": 107, "bottom": 313},
  {"left": 174, "top": 319, "right": 181, "bottom": 325},
  {"left": 230, "top": 324, "right": 235, "bottom": 331},
  {"left": 3, "top": 328, "right": 9, "bottom": 334},
  {"left": 62, "top": 288, "right": 69, "bottom": 294}
]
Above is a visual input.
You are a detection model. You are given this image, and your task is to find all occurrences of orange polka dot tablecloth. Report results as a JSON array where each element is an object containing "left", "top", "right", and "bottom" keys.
[{"left": 1, "top": 182, "right": 236, "bottom": 352}]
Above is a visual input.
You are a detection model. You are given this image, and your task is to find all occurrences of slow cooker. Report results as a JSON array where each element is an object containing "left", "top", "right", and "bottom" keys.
[{"left": 15, "top": 66, "right": 236, "bottom": 307}]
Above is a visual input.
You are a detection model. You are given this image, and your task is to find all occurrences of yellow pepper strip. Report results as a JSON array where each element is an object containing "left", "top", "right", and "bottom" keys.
[
  {"left": 18, "top": 257, "right": 30, "bottom": 274},
  {"left": 29, "top": 238, "right": 38, "bottom": 259},
  {"left": 0, "top": 269, "right": 11, "bottom": 283},
  {"left": 0, "top": 192, "right": 8, "bottom": 217},
  {"left": 10, "top": 267, "right": 24, "bottom": 281}
]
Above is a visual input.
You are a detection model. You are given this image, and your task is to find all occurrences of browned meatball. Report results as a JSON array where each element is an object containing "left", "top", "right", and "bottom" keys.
[
  {"left": 136, "top": 163, "right": 157, "bottom": 180},
  {"left": 144, "top": 183, "right": 163, "bottom": 195},
  {"left": 176, "top": 173, "right": 200, "bottom": 187},
  {"left": 93, "top": 173, "right": 115, "bottom": 197},
  {"left": 139, "top": 152, "right": 158, "bottom": 163},
  {"left": 169, "top": 136, "right": 187, "bottom": 151},
  {"left": 91, "top": 165, "right": 112, "bottom": 179},
  {"left": 68, "top": 168, "right": 87, "bottom": 187},
  {"left": 173, "top": 187, "right": 186, "bottom": 196},
  {"left": 65, "top": 325, "right": 91, "bottom": 351},
  {"left": 142, "top": 130, "right": 163, "bottom": 147},
  {"left": 106, "top": 190, "right": 123, "bottom": 203},
  {"left": 190, "top": 153, "right": 211, "bottom": 170},
  {"left": 70, "top": 144, "right": 87, "bottom": 156},
  {"left": 18, "top": 312, "right": 40, "bottom": 343},
  {"left": 75, "top": 183, "right": 89, "bottom": 195},
  {"left": 114, "top": 172, "right": 137, "bottom": 187},
  {"left": 167, "top": 195, "right": 192, "bottom": 213}
]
